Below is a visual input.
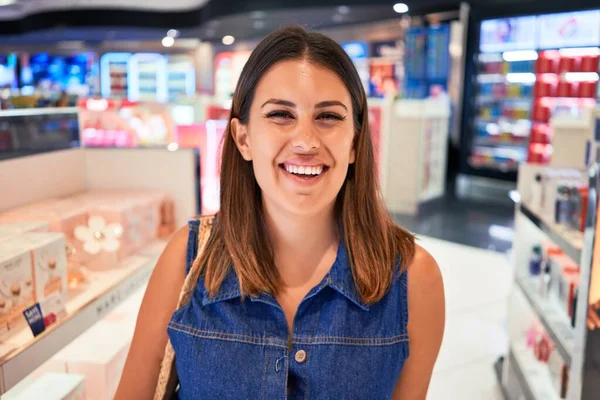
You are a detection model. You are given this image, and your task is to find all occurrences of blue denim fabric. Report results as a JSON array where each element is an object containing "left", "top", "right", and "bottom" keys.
[{"left": 168, "top": 219, "right": 409, "bottom": 399}]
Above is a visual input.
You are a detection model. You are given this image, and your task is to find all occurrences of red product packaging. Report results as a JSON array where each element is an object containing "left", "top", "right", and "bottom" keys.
[
  {"left": 530, "top": 124, "right": 552, "bottom": 144},
  {"left": 556, "top": 81, "right": 578, "bottom": 98},
  {"left": 558, "top": 56, "right": 577, "bottom": 73},
  {"left": 532, "top": 104, "right": 552, "bottom": 123},
  {"left": 536, "top": 51, "right": 560, "bottom": 74},
  {"left": 527, "top": 143, "right": 552, "bottom": 164},
  {"left": 580, "top": 55, "right": 600, "bottom": 72},
  {"left": 578, "top": 81, "right": 598, "bottom": 98},
  {"left": 534, "top": 80, "right": 556, "bottom": 98}
]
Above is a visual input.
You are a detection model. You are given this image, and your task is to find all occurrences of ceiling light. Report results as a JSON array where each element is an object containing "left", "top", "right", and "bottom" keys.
[
  {"left": 222, "top": 35, "right": 235, "bottom": 45},
  {"left": 162, "top": 36, "right": 175, "bottom": 48},
  {"left": 338, "top": 6, "right": 350, "bottom": 14},
  {"left": 393, "top": 3, "right": 409, "bottom": 13},
  {"left": 167, "top": 29, "right": 180, "bottom": 38}
]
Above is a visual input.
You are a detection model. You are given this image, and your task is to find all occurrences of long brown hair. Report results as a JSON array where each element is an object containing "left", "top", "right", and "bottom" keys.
[{"left": 199, "top": 25, "right": 415, "bottom": 304}]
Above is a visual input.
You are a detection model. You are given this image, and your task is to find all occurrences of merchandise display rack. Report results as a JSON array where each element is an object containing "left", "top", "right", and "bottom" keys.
[
  {"left": 519, "top": 203, "right": 583, "bottom": 268},
  {"left": 0, "top": 146, "right": 200, "bottom": 395},
  {"left": 0, "top": 240, "right": 166, "bottom": 393},
  {"left": 498, "top": 152, "right": 600, "bottom": 399}
]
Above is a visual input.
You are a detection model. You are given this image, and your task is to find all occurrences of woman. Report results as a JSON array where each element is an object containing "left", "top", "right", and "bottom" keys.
[{"left": 116, "top": 25, "right": 444, "bottom": 399}]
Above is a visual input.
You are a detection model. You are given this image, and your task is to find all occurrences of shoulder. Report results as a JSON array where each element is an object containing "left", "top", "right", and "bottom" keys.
[
  {"left": 405, "top": 244, "right": 443, "bottom": 292},
  {"left": 404, "top": 243, "right": 445, "bottom": 331}
]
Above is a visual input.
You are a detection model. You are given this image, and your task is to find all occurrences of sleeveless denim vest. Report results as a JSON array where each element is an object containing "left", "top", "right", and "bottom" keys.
[{"left": 168, "top": 220, "right": 409, "bottom": 399}]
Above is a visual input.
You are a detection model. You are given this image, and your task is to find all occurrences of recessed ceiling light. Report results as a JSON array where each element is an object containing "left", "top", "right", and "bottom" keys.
[
  {"left": 337, "top": 6, "right": 350, "bottom": 14},
  {"left": 167, "top": 29, "right": 179, "bottom": 38},
  {"left": 253, "top": 20, "right": 265, "bottom": 30},
  {"left": 332, "top": 14, "right": 344, "bottom": 23},
  {"left": 393, "top": 3, "right": 409, "bottom": 13},
  {"left": 162, "top": 36, "right": 175, "bottom": 48},
  {"left": 222, "top": 35, "right": 235, "bottom": 45}
]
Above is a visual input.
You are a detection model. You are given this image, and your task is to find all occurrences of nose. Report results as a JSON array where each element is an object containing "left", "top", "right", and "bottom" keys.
[{"left": 291, "top": 120, "right": 320, "bottom": 154}]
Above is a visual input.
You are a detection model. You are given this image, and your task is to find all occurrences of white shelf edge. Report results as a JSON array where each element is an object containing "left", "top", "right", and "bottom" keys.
[
  {"left": 0, "top": 107, "right": 79, "bottom": 118},
  {"left": 515, "top": 278, "right": 573, "bottom": 367},
  {"left": 0, "top": 241, "right": 166, "bottom": 393},
  {"left": 510, "top": 343, "right": 560, "bottom": 400}
]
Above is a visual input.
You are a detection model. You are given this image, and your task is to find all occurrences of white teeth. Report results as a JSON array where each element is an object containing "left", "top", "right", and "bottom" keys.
[{"left": 284, "top": 164, "right": 324, "bottom": 176}]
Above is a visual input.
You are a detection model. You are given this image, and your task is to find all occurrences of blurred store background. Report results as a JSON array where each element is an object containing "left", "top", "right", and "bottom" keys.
[{"left": 1, "top": 0, "right": 600, "bottom": 399}]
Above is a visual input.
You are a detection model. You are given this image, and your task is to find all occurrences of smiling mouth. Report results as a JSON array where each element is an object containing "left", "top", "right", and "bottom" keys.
[{"left": 279, "top": 163, "right": 329, "bottom": 180}]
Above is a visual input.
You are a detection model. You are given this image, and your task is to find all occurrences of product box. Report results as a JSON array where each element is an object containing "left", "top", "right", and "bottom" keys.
[
  {"left": 52, "top": 320, "right": 132, "bottom": 400},
  {"left": 0, "top": 201, "right": 91, "bottom": 270},
  {"left": 21, "top": 232, "right": 69, "bottom": 305},
  {"left": 0, "top": 242, "right": 35, "bottom": 329},
  {"left": 3, "top": 373, "right": 85, "bottom": 400},
  {"left": 0, "top": 221, "right": 50, "bottom": 242}
]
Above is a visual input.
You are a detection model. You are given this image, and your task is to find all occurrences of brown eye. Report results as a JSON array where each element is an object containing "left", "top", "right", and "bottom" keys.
[
  {"left": 266, "top": 111, "right": 294, "bottom": 120},
  {"left": 317, "top": 112, "right": 344, "bottom": 121}
]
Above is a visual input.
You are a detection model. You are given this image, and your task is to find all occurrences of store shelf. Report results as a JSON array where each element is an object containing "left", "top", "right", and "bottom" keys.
[
  {"left": 519, "top": 203, "right": 583, "bottom": 263},
  {"left": 477, "top": 95, "right": 533, "bottom": 103},
  {"left": 0, "top": 240, "right": 166, "bottom": 394},
  {"left": 0, "top": 107, "right": 79, "bottom": 118},
  {"left": 516, "top": 277, "right": 573, "bottom": 367},
  {"left": 509, "top": 344, "right": 559, "bottom": 400}
]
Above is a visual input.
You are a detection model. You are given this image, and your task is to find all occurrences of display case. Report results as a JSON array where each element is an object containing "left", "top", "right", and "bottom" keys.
[
  {"left": 0, "top": 108, "right": 80, "bottom": 161},
  {"left": 0, "top": 147, "right": 200, "bottom": 395},
  {"left": 496, "top": 109, "right": 600, "bottom": 399},
  {"left": 460, "top": 8, "right": 600, "bottom": 194}
]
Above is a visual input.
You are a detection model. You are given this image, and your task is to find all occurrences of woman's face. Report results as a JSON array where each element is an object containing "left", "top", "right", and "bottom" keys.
[{"left": 232, "top": 59, "right": 356, "bottom": 217}]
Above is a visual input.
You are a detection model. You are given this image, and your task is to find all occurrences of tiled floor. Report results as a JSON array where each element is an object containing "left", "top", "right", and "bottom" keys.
[
  {"left": 416, "top": 235, "right": 513, "bottom": 400},
  {"left": 393, "top": 194, "right": 515, "bottom": 254}
]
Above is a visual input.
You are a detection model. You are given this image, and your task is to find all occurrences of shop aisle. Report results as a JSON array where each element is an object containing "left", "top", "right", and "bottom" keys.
[{"left": 417, "top": 235, "right": 512, "bottom": 400}]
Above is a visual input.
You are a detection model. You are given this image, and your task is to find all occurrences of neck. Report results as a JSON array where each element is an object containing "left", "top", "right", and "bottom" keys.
[{"left": 263, "top": 201, "right": 339, "bottom": 288}]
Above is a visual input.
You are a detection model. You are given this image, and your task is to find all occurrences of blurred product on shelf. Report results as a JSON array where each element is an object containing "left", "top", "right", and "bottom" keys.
[
  {"left": 78, "top": 98, "right": 177, "bottom": 148},
  {"left": 0, "top": 243, "right": 36, "bottom": 334},
  {"left": 0, "top": 190, "right": 174, "bottom": 293},
  {"left": 3, "top": 372, "right": 85, "bottom": 400}
]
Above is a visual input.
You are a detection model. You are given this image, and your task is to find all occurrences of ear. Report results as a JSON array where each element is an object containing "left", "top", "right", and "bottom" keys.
[
  {"left": 231, "top": 118, "right": 252, "bottom": 161},
  {"left": 349, "top": 147, "right": 356, "bottom": 164}
]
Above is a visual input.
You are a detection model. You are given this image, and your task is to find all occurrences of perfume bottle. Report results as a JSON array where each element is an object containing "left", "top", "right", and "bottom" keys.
[{"left": 529, "top": 245, "right": 543, "bottom": 276}]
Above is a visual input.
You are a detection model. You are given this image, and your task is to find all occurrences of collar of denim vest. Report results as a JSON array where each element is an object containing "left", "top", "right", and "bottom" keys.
[{"left": 201, "top": 239, "right": 370, "bottom": 311}]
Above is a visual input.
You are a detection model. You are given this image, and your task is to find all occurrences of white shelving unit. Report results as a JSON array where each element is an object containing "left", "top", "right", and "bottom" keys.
[
  {"left": 497, "top": 160, "right": 600, "bottom": 400},
  {"left": 0, "top": 146, "right": 200, "bottom": 394},
  {"left": 0, "top": 240, "right": 166, "bottom": 393}
]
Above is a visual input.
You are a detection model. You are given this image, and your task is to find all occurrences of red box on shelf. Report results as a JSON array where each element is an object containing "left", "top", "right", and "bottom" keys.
[
  {"left": 556, "top": 81, "right": 578, "bottom": 98},
  {"left": 558, "top": 56, "right": 578, "bottom": 73},
  {"left": 534, "top": 80, "right": 556, "bottom": 98},
  {"left": 580, "top": 55, "right": 600, "bottom": 73},
  {"left": 527, "top": 143, "right": 552, "bottom": 164},
  {"left": 530, "top": 124, "right": 552, "bottom": 144},
  {"left": 532, "top": 104, "right": 552, "bottom": 123},
  {"left": 536, "top": 51, "right": 560, "bottom": 74},
  {"left": 578, "top": 81, "right": 598, "bottom": 98}
]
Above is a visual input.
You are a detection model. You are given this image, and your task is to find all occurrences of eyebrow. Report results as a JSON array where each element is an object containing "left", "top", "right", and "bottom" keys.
[{"left": 260, "top": 98, "right": 348, "bottom": 112}]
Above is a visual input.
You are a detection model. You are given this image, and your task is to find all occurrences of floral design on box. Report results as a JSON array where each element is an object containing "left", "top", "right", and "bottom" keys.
[{"left": 74, "top": 217, "right": 123, "bottom": 255}]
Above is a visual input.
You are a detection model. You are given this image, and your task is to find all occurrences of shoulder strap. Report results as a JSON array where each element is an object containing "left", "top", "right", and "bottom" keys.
[
  {"left": 153, "top": 216, "right": 214, "bottom": 400},
  {"left": 177, "top": 216, "right": 214, "bottom": 309}
]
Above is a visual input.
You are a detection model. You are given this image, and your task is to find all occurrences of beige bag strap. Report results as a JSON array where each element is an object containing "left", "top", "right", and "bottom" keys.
[{"left": 153, "top": 216, "right": 214, "bottom": 400}]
